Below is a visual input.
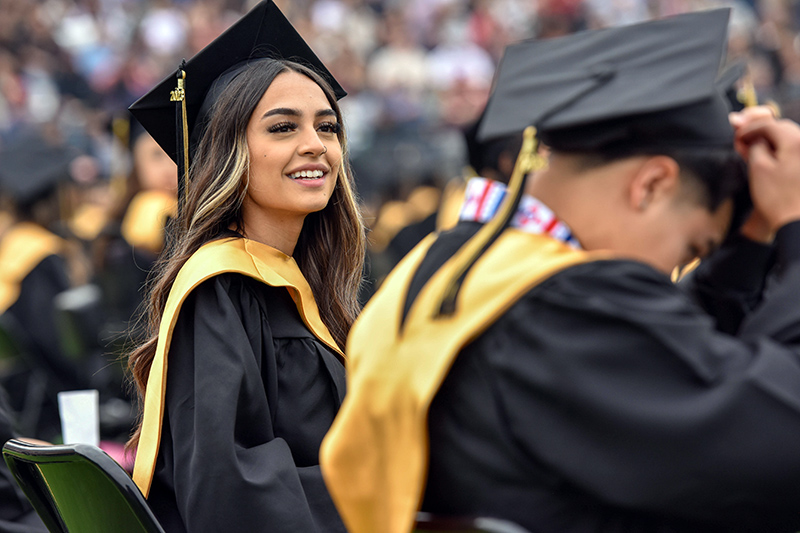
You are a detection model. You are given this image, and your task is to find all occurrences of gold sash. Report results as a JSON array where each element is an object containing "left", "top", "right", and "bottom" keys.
[
  {"left": 0, "top": 223, "right": 65, "bottom": 313},
  {"left": 133, "top": 237, "right": 342, "bottom": 496},
  {"left": 321, "top": 229, "right": 609, "bottom": 533},
  {"left": 121, "top": 190, "right": 177, "bottom": 255}
]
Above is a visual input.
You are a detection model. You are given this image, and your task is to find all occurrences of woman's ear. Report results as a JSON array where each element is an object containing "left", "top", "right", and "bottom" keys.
[{"left": 628, "top": 155, "right": 680, "bottom": 211}]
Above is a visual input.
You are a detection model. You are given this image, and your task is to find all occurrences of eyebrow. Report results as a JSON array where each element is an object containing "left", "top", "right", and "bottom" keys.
[{"left": 261, "top": 107, "right": 337, "bottom": 120}]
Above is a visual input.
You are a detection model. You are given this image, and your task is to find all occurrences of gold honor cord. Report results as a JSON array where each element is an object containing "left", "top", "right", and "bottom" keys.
[
  {"left": 170, "top": 66, "right": 189, "bottom": 215},
  {"left": 738, "top": 74, "right": 758, "bottom": 109},
  {"left": 738, "top": 74, "right": 781, "bottom": 118},
  {"left": 437, "top": 125, "right": 548, "bottom": 316}
]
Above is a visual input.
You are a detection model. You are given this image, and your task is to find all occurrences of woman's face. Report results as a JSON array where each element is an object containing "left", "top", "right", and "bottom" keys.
[{"left": 243, "top": 70, "right": 341, "bottom": 229}]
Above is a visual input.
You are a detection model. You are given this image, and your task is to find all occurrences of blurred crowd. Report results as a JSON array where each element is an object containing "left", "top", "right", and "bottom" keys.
[
  {"left": 0, "top": 0, "right": 799, "bottom": 443},
  {"left": 4, "top": 0, "right": 800, "bottom": 199}
]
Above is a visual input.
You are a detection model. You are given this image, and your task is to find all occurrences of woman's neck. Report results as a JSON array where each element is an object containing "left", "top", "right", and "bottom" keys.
[{"left": 238, "top": 211, "right": 306, "bottom": 256}]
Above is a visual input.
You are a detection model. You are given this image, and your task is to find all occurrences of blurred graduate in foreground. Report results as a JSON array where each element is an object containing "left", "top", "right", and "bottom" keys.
[{"left": 322, "top": 9, "right": 800, "bottom": 533}]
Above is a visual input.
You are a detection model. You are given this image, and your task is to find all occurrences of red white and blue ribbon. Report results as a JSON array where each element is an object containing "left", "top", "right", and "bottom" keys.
[
  {"left": 458, "top": 177, "right": 581, "bottom": 249},
  {"left": 511, "top": 195, "right": 581, "bottom": 249},
  {"left": 459, "top": 177, "right": 507, "bottom": 223}
]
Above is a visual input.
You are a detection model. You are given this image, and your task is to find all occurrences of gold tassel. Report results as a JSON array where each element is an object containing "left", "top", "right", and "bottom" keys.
[
  {"left": 437, "top": 126, "right": 547, "bottom": 315},
  {"left": 170, "top": 67, "right": 189, "bottom": 213}
]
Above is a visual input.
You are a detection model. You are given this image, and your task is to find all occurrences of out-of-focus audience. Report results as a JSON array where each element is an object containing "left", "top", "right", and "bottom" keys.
[{"left": 0, "top": 0, "right": 798, "bottom": 445}]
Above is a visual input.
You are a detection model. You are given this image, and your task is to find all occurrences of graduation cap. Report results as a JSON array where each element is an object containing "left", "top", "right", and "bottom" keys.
[
  {"left": 128, "top": 0, "right": 346, "bottom": 213},
  {"left": 478, "top": 8, "right": 733, "bottom": 152},
  {"left": 717, "top": 61, "right": 749, "bottom": 112},
  {"left": 462, "top": 117, "right": 523, "bottom": 183},
  {"left": 0, "top": 130, "right": 79, "bottom": 207},
  {"left": 438, "top": 9, "right": 737, "bottom": 315}
]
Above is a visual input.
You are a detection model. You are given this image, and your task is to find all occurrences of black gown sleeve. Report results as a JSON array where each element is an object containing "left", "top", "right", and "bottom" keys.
[
  {"left": 738, "top": 220, "right": 800, "bottom": 343},
  {"left": 680, "top": 235, "right": 774, "bottom": 334},
  {"left": 478, "top": 254, "right": 800, "bottom": 531},
  {"left": 153, "top": 274, "right": 344, "bottom": 533},
  {"left": 0, "top": 392, "right": 47, "bottom": 532},
  {"left": 7, "top": 255, "right": 82, "bottom": 391}
]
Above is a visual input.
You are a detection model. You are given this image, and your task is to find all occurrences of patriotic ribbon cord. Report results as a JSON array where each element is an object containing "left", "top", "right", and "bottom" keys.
[
  {"left": 511, "top": 195, "right": 581, "bottom": 248},
  {"left": 458, "top": 177, "right": 581, "bottom": 249},
  {"left": 459, "top": 177, "right": 508, "bottom": 223}
]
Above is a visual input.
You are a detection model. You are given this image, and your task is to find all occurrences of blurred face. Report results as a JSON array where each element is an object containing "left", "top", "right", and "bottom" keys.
[
  {"left": 133, "top": 133, "right": 178, "bottom": 192},
  {"left": 628, "top": 190, "right": 733, "bottom": 274},
  {"left": 243, "top": 70, "right": 341, "bottom": 228},
  {"left": 544, "top": 153, "right": 735, "bottom": 275}
]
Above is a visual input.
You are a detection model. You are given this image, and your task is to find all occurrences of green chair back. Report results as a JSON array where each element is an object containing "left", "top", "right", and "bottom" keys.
[{"left": 2, "top": 439, "right": 164, "bottom": 533}]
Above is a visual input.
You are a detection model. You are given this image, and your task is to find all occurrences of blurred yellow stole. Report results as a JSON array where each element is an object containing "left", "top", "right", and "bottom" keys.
[
  {"left": 321, "top": 229, "right": 608, "bottom": 533},
  {"left": 121, "top": 190, "right": 177, "bottom": 255},
  {"left": 133, "top": 237, "right": 343, "bottom": 497},
  {"left": 0, "top": 222, "right": 65, "bottom": 313}
]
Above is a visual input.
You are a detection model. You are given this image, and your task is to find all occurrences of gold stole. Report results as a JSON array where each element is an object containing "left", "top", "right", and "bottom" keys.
[
  {"left": 121, "top": 190, "right": 178, "bottom": 255},
  {"left": 321, "top": 229, "right": 609, "bottom": 533},
  {"left": 0, "top": 223, "right": 65, "bottom": 313},
  {"left": 133, "top": 237, "right": 343, "bottom": 497}
]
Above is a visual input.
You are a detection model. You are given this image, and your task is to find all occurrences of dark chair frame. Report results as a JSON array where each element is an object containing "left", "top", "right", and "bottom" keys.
[{"left": 2, "top": 439, "right": 164, "bottom": 533}]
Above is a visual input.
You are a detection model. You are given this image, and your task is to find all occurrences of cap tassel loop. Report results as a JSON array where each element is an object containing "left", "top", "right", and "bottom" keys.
[
  {"left": 738, "top": 74, "right": 782, "bottom": 118},
  {"left": 170, "top": 61, "right": 189, "bottom": 219},
  {"left": 437, "top": 126, "right": 547, "bottom": 316}
]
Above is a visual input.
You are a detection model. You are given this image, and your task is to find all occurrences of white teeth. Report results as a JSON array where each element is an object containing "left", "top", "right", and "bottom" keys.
[{"left": 289, "top": 170, "right": 325, "bottom": 179}]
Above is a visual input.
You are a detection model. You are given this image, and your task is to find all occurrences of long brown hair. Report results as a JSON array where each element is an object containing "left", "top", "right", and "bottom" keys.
[{"left": 127, "top": 59, "right": 365, "bottom": 449}]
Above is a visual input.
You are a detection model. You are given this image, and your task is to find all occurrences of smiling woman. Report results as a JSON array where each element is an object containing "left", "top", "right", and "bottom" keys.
[
  {"left": 124, "top": 2, "right": 365, "bottom": 532},
  {"left": 242, "top": 71, "right": 342, "bottom": 253}
]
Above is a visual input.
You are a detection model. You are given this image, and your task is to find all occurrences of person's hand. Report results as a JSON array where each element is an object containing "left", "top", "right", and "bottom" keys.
[
  {"left": 730, "top": 106, "right": 777, "bottom": 160},
  {"left": 739, "top": 209, "right": 774, "bottom": 244},
  {"left": 735, "top": 116, "right": 800, "bottom": 232}
]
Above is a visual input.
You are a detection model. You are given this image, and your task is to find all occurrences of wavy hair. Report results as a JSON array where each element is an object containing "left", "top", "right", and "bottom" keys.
[{"left": 127, "top": 59, "right": 365, "bottom": 449}]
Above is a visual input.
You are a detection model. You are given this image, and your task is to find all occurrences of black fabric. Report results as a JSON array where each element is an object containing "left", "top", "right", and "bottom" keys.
[
  {"left": 681, "top": 235, "right": 774, "bottom": 334},
  {"left": 775, "top": 219, "right": 800, "bottom": 271},
  {"left": 3, "top": 253, "right": 86, "bottom": 440},
  {"left": 0, "top": 391, "right": 47, "bottom": 532},
  {"left": 477, "top": 9, "right": 732, "bottom": 149},
  {"left": 6, "top": 255, "right": 82, "bottom": 392},
  {"left": 683, "top": 220, "right": 800, "bottom": 335},
  {"left": 147, "top": 273, "right": 346, "bottom": 533},
  {"left": 383, "top": 212, "right": 438, "bottom": 280},
  {"left": 418, "top": 224, "right": 800, "bottom": 532},
  {"left": 401, "top": 221, "right": 481, "bottom": 324}
]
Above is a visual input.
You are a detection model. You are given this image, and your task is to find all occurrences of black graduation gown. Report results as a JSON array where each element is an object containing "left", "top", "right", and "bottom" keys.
[
  {"left": 6, "top": 255, "right": 79, "bottom": 388},
  {"left": 0, "top": 392, "right": 47, "bottom": 532},
  {"left": 147, "top": 273, "right": 347, "bottom": 533},
  {"left": 418, "top": 221, "right": 800, "bottom": 532}
]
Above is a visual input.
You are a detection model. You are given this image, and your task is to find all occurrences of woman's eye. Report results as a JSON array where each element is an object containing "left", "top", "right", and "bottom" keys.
[
  {"left": 318, "top": 122, "right": 342, "bottom": 134},
  {"left": 268, "top": 122, "right": 296, "bottom": 133}
]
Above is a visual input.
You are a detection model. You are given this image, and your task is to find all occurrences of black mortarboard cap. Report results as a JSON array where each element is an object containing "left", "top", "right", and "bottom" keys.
[
  {"left": 717, "top": 61, "right": 748, "bottom": 112},
  {"left": 477, "top": 9, "right": 733, "bottom": 152},
  {"left": 0, "top": 130, "right": 78, "bottom": 205},
  {"left": 463, "top": 116, "right": 523, "bottom": 181},
  {"left": 128, "top": 0, "right": 345, "bottom": 167}
]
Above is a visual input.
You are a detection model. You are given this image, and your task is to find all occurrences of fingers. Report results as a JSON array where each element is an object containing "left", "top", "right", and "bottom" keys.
[
  {"left": 748, "top": 138, "right": 776, "bottom": 173},
  {"left": 741, "top": 118, "right": 800, "bottom": 231},
  {"left": 731, "top": 107, "right": 782, "bottom": 160},
  {"left": 736, "top": 118, "right": 800, "bottom": 155},
  {"left": 729, "top": 105, "right": 777, "bottom": 131}
]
